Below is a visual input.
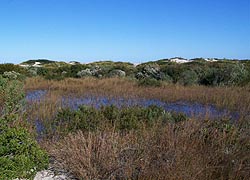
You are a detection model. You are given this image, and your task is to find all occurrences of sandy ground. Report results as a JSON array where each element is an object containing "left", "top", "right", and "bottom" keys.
[{"left": 34, "top": 170, "right": 70, "bottom": 180}]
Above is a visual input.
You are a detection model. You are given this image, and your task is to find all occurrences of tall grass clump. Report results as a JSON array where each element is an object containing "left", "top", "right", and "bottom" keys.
[
  {"left": 25, "top": 77, "right": 250, "bottom": 113},
  {"left": 44, "top": 119, "right": 250, "bottom": 180}
]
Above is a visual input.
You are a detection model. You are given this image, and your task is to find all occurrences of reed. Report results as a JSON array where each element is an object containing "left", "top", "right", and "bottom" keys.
[
  {"left": 24, "top": 77, "right": 250, "bottom": 179},
  {"left": 25, "top": 77, "right": 250, "bottom": 113},
  {"left": 43, "top": 119, "right": 250, "bottom": 180}
]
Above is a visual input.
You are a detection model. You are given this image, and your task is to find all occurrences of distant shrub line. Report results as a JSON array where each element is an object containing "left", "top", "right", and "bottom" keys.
[{"left": 1, "top": 59, "right": 250, "bottom": 86}]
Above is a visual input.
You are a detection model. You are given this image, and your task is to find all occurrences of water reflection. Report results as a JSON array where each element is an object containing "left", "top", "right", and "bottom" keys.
[
  {"left": 26, "top": 90, "right": 239, "bottom": 120},
  {"left": 61, "top": 96, "right": 239, "bottom": 120}
]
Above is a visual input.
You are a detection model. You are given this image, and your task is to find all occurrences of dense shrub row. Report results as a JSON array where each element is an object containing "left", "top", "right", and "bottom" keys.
[
  {"left": 42, "top": 105, "right": 188, "bottom": 138},
  {"left": 1, "top": 59, "right": 250, "bottom": 86}
]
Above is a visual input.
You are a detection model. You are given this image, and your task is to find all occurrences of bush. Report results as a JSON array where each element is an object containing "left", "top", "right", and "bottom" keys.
[
  {"left": 45, "top": 118, "right": 249, "bottom": 180},
  {"left": 178, "top": 70, "right": 198, "bottom": 86},
  {"left": 44, "top": 70, "right": 65, "bottom": 81},
  {"left": 46, "top": 105, "right": 188, "bottom": 137},
  {"left": 108, "top": 69, "right": 126, "bottom": 78},
  {"left": 199, "top": 63, "right": 249, "bottom": 86},
  {"left": 0, "top": 75, "right": 25, "bottom": 116},
  {"left": 0, "top": 127, "right": 49, "bottom": 179},
  {"left": 136, "top": 64, "right": 162, "bottom": 80},
  {"left": 77, "top": 68, "right": 93, "bottom": 77},
  {"left": 0, "top": 63, "right": 27, "bottom": 75},
  {"left": 199, "top": 68, "right": 221, "bottom": 86},
  {"left": 138, "top": 77, "right": 162, "bottom": 87},
  {"left": 168, "top": 112, "right": 188, "bottom": 123},
  {"left": 36, "top": 67, "right": 49, "bottom": 76},
  {"left": 227, "top": 63, "right": 249, "bottom": 85},
  {"left": 161, "top": 64, "right": 185, "bottom": 83},
  {"left": 0, "top": 76, "right": 49, "bottom": 179},
  {"left": 3, "top": 71, "right": 25, "bottom": 81}
]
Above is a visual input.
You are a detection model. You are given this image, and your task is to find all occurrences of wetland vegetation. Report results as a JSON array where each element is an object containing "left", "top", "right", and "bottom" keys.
[{"left": 1, "top": 59, "right": 250, "bottom": 179}]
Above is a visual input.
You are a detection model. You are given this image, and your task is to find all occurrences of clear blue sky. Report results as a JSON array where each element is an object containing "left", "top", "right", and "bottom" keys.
[{"left": 0, "top": 0, "right": 249, "bottom": 64}]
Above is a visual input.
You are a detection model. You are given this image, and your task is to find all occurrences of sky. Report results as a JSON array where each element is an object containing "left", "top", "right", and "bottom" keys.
[{"left": 0, "top": 0, "right": 250, "bottom": 64}]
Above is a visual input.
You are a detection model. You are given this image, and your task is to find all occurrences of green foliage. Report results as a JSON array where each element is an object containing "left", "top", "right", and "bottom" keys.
[
  {"left": 0, "top": 63, "right": 27, "bottom": 75},
  {"left": 27, "top": 67, "right": 38, "bottom": 77},
  {"left": 36, "top": 67, "right": 49, "bottom": 76},
  {"left": 53, "top": 106, "right": 102, "bottom": 134},
  {"left": 138, "top": 78, "right": 162, "bottom": 87},
  {"left": 0, "top": 76, "right": 49, "bottom": 179},
  {"left": 77, "top": 68, "right": 93, "bottom": 78},
  {"left": 3, "top": 71, "right": 25, "bottom": 81},
  {"left": 108, "top": 69, "right": 126, "bottom": 78},
  {"left": 69, "top": 64, "right": 89, "bottom": 78},
  {"left": 21, "top": 59, "right": 56, "bottom": 65},
  {"left": 44, "top": 69, "right": 65, "bottom": 80},
  {"left": 178, "top": 70, "right": 198, "bottom": 86},
  {"left": 136, "top": 64, "right": 162, "bottom": 80},
  {"left": 45, "top": 105, "right": 188, "bottom": 136},
  {"left": 227, "top": 63, "right": 249, "bottom": 85},
  {"left": 161, "top": 64, "right": 186, "bottom": 83},
  {"left": 0, "top": 75, "right": 25, "bottom": 116},
  {"left": 6, "top": 59, "right": 249, "bottom": 87},
  {"left": 199, "top": 63, "right": 249, "bottom": 86},
  {"left": 0, "top": 127, "right": 48, "bottom": 179},
  {"left": 168, "top": 112, "right": 188, "bottom": 123}
]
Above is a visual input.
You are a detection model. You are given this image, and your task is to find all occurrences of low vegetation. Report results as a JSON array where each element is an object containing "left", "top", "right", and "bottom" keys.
[
  {"left": 0, "top": 59, "right": 250, "bottom": 179},
  {"left": 2, "top": 58, "right": 250, "bottom": 86},
  {"left": 0, "top": 75, "right": 48, "bottom": 179},
  {"left": 44, "top": 119, "right": 249, "bottom": 179}
]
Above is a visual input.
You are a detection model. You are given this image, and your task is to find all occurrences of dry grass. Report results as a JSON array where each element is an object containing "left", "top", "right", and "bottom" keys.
[
  {"left": 25, "top": 77, "right": 250, "bottom": 113},
  {"left": 25, "top": 77, "right": 250, "bottom": 179},
  {"left": 43, "top": 120, "right": 250, "bottom": 180}
]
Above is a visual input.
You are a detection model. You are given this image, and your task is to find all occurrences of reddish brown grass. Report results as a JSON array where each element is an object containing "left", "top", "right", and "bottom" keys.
[
  {"left": 25, "top": 77, "right": 250, "bottom": 113},
  {"left": 43, "top": 120, "right": 250, "bottom": 180},
  {"left": 25, "top": 77, "right": 250, "bottom": 179}
]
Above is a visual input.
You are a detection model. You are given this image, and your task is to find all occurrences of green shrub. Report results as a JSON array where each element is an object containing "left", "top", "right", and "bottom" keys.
[
  {"left": 170, "top": 112, "right": 188, "bottom": 123},
  {"left": 136, "top": 64, "right": 162, "bottom": 80},
  {"left": 0, "top": 76, "right": 49, "bottom": 179},
  {"left": 138, "top": 77, "right": 162, "bottom": 87},
  {"left": 101, "top": 105, "right": 120, "bottom": 123},
  {"left": 178, "top": 70, "right": 198, "bottom": 86},
  {"left": 36, "top": 67, "right": 49, "bottom": 76},
  {"left": 140, "top": 105, "right": 165, "bottom": 125},
  {"left": 108, "top": 69, "right": 126, "bottom": 78},
  {"left": 227, "top": 63, "right": 249, "bottom": 85},
  {"left": 161, "top": 64, "right": 185, "bottom": 83},
  {"left": 50, "top": 106, "right": 103, "bottom": 136},
  {"left": 0, "top": 63, "right": 27, "bottom": 75},
  {"left": 199, "top": 63, "right": 249, "bottom": 86},
  {"left": 47, "top": 105, "right": 187, "bottom": 136},
  {"left": 44, "top": 71, "right": 65, "bottom": 81},
  {"left": 0, "top": 127, "right": 49, "bottom": 179},
  {"left": 0, "top": 75, "right": 25, "bottom": 116},
  {"left": 3, "top": 71, "right": 25, "bottom": 81}
]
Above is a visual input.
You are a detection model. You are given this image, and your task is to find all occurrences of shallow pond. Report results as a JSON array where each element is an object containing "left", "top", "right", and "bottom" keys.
[
  {"left": 26, "top": 90, "right": 239, "bottom": 120},
  {"left": 26, "top": 90, "right": 47, "bottom": 102}
]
